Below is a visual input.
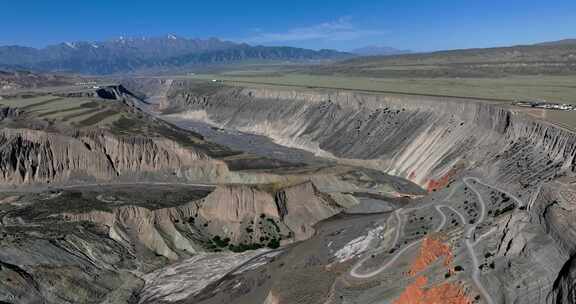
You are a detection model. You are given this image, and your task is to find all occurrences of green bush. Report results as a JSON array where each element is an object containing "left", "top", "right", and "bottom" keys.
[
  {"left": 267, "top": 238, "right": 280, "bottom": 249},
  {"left": 212, "top": 236, "right": 231, "bottom": 247},
  {"left": 228, "top": 243, "right": 263, "bottom": 252}
]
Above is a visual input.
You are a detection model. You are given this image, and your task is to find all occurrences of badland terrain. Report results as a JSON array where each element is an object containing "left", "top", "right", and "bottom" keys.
[{"left": 0, "top": 38, "right": 576, "bottom": 304}]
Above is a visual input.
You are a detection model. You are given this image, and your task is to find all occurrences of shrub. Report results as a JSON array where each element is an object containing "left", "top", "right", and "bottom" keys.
[
  {"left": 212, "top": 236, "right": 231, "bottom": 248},
  {"left": 267, "top": 238, "right": 280, "bottom": 249}
]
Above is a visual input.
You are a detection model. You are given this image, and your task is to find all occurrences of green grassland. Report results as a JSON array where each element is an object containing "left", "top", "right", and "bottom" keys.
[
  {"left": 192, "top": 73, "right": 576, "bottom": 104},
  {"left": 0, "top": 94, "right": 123, "bottom": 128},
  {"left": 544, "top": 110, "right": 576, "bottom": 132}
]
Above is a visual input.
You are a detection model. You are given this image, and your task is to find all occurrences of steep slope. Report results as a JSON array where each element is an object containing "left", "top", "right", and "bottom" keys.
[
  {"left": 163, "top": 83, "right": 575, "bottom": 194},
  {"left": 0, "top": 83, "right": 290, "bottom": 187},
  {"left": 62, "top": 181, "right": 341, "bottom": 260},
  {"left": 0, "top": 128, "right": 228, "bottom": 185}
]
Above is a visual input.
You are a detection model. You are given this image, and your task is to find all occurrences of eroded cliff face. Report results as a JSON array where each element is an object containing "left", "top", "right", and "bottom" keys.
[
  {"left": 63, "top": 182, "right": 341, "bottom": 261},
  {"left": 166, "top": 85, "right": 575, "bottom": 195},
  {"left": 527, "top": 179, "right": 576, "bottom": 304},
  {"left": 0, "top": 128, "right": 227, "bottom": 185}
]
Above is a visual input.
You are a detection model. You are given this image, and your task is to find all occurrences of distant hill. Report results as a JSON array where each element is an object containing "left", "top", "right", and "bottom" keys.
[
  {"left": 536, "top": 39, "right": 576, "bottom": 46},
  {"left": 351, "top": 45, "right": 412, "bottom": 56},
  {"left": 0, "top": 36, "right": 352, "bottom": 75},
  {"left": 308, "top": 40, "right": 576, "bottom": 78},
  {"left": 0, "top": 70, "right": 79, "bottom": 92}
]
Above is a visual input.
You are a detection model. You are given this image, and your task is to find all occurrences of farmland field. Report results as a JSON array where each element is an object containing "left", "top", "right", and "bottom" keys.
[
  {"left": 192, "top": 73, "right": 576, "bottom": 104},
  {"left": 0, "top": 94, "right": 122, "bottom": 127}
]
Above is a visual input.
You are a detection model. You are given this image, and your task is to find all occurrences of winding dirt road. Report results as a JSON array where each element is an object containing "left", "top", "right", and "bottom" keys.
[
  {"left": 462, "top": 177, "right": 494, "bottom": 304},
  {"left": 349, "top": 177, "right": 525, "bottom": 304}
]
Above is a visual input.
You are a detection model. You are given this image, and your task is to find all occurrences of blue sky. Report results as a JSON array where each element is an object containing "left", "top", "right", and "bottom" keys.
[{"left": 2, "top": 0, "right": 576, "bottom": 51}]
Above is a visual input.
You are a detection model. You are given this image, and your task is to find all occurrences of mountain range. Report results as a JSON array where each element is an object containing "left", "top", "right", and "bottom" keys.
[{"left": 0, "top": 35, "right": 351, "bottom": 74}]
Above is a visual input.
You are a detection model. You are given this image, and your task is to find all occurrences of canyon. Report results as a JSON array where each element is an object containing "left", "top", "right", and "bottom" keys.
[{"left": 0, "top": 76, "right": 575, "bottom": 304}]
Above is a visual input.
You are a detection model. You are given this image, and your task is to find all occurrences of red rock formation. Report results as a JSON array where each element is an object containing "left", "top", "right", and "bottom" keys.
[
  {"left": 393, "top": 236, "right": 472, "bottom": 304},
  {"left": 409, "top": 236, "right": 453, "bottom": 276},
  {"left": 393, "top": 276, "right": 471, "bottom": 304},
  {"left": 426, "top": 169, "right": 457, "bottom": 192}
]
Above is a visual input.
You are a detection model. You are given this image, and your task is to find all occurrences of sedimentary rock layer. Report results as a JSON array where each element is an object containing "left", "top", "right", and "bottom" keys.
[
  {"left": 63, "top": 182, "right": 341, "bottom": 260},
  {"left": 0, "top": 128, "right": 226, "bottom": 185},
  {"left": 165, "top": 84, "right": 575, "bottom": 194}
]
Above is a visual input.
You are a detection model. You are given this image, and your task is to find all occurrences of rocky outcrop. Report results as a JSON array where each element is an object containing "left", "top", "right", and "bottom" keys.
[
  {"left": 0, "top": 128, "right": 226, "bottom": 185},
  {"left": 549, "top": 253, "right": 576, "bottom": 304},
  {"left": 95, "top": 85, "right": 135, "bottom": 100},
  {"left": 277, "top": 181, "right": 341, "bottom": 240},
  {"left": 528, "top": 179, "right": 576, "bottom": 303},
  {"left": 63, "top": 182, "right": 342, "bottom": 260},
  {"left": 137, "top": 250, "right": 269, "bottom": 304},
  {"left": 531, "top": 180, "right": 576, "bottom": 253},
  {"left": 54, "top": 85, "right": 147, "bottom": 107},
  {"left": 0, "top": 106, "right": 20, "bottom": 120},
  {"left": 193, "top": 182, "right": 341, "bottom": 243}
]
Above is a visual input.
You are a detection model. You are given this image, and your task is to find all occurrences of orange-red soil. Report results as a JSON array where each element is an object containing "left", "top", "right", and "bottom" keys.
[
  {"left": 393, "top": 236, "right": 472, "bottom": 304},
  {"left": 427, "top": 169, "right": 457, "bottom": 192},
  {"left": 393, "top": 276, "right": 471, "bottom": 304},
  {"left": 409, "top": 236, "right": 453, "bottom": 276}
]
